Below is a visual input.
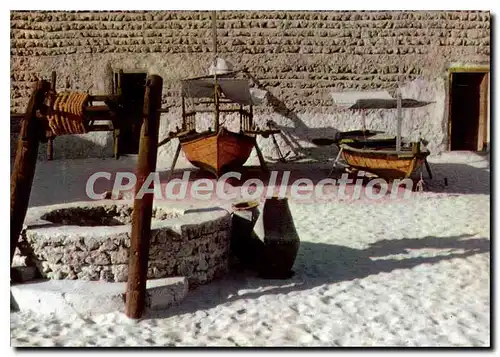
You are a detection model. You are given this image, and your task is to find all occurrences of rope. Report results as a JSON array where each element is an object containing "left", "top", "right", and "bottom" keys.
[{"left": 47, "top": 91, "right": 89, "bottom": 135}]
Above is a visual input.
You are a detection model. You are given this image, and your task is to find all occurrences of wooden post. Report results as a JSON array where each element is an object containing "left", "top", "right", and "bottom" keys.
[
  {"left": 211, "top": 11, "right": 219, "bottom": 133},
  {"left": 181, "top": 95, "right": 186, "bottom": 130},
  {"left": 47, "top": 71, "right": 56, "bottom": 160},
  {"left": 214, "top": 84, "right": 219, "bottom": 132},
  {"left": 11, "top": 80, "right": 50, "bottom": 265},
  {"left": 112, "top": 70, "right": 124, "bottom": 159},
  {"left": 249, "top": 105, "right": 253, "bottom": 131},
  {"left": 411, "top": 141, "right": 420, "bottom": 155},
  {"left": 239, "top": 105, "right": 243, "bottom": 133},
  {"left": 168, "top": 142, "right": 182, "bottom": 180},
  {"left": 125, "top": 75, "right": 163, "bottom": 319},
  {"left": 396, "top": 89, "right": 402, "bottom": 152},
  {"left": 424, "top": 159, "right": 433, "bottom": 180}
]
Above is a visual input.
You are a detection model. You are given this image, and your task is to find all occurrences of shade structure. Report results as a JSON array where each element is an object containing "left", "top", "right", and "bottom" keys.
[
  {"left": 330, "top": 90, "right": 432, "bottom": 110},
  {"left": 181, "top": 71, "right": 267, "bottom": 106}
]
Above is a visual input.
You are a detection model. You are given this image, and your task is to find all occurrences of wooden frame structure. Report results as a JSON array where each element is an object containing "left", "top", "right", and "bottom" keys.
[
  {"left": 10, "top": 74, "right": 165, "bottom": 320},
  {"left": 11, "top": 71, "right": 123, "bottom": 160}
]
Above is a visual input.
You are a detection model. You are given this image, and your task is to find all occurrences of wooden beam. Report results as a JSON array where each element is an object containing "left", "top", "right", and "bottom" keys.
[
  {"left": 125, "top": 75, "right": 163, "bottom": 319},
  {"left": 88, "top": 94, "right": 120, "bottom": 102},
  {"left": 47, "top": 71, "right": 57, "bottom": 161},
  {"left": 254, "top": 141, "right": 269, "bottom": 172},
  {"left": 168, "top": 142, "right": 182, "bottom": 180},
  {"left": 11, "top": 80, "right": 50, "bottom": 266},
  {"left": 478, "top": 73, "right": 489, "bottom": 151}
]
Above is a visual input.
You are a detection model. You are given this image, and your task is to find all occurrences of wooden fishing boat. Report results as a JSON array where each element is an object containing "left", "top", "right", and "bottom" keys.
[
  {"left": 340, "top": 142, "right": 430, "bottom": 180},
  {"left": 158, "top": 12, "right": 278, "bottom": 178},
  {"left": 179, "top": 127, "right": 256, "bottom": 177},
  {"left": 329, "top": 90, "right": 433, "bottom": 180}
]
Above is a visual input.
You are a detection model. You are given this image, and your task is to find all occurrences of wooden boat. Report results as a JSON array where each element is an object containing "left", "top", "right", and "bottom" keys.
[
  {"left": 179, "top": 127, "right": 256, "bottom": 177},
  {"left": 340, "top": 142, "right": 430, "bottom": 180},
  {"left": 330, "top": 89, "right": 433, "bottom": 180},
  {"left": 159, "top": 12, "right": 277, "bottom": 178}
]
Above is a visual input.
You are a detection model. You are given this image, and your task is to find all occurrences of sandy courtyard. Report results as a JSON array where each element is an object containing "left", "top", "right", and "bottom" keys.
[{"left": 10, "top": 151, "right": 490, "bottom": 347}]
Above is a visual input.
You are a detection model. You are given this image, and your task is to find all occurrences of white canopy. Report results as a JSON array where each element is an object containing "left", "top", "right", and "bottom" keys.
[{"left": 181, "top": 75, "right": 267, "bottom": 106}]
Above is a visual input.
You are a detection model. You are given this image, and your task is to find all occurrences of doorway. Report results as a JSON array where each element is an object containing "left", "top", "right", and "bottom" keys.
[
  {"left": 449, "top": 71, "right": 489, "bottom": 151},
  {"left": 114, "top": 72, "right": 147, "bottom": 155}
]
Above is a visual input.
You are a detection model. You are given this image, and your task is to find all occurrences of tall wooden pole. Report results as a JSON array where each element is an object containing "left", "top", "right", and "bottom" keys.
[
  {"left": 46, "top": 71, "right": 56, "bottom": 160},
  {"left": 212, "top": 10, "right": 219, "bottom": 132},
  {"left": 125, "top": 75, "right": 163, "bottom": 319},
  {"left": 396, "top": 88, "right": 402, "bottom": 152},
  {"left": 11, "top": 80, "right": 50, "bottom": 265}
]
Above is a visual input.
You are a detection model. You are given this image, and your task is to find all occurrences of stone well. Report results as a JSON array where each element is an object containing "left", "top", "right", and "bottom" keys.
[{"left": 16, "top": 201, "right": 231, "bottom": 287}]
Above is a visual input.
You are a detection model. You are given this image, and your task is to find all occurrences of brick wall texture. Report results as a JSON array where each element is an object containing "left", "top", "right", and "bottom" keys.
[{"left": 10, "top": 11, "right": 490, "bottom": 158}]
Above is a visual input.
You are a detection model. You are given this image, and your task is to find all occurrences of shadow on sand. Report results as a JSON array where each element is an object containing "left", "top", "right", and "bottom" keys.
[
  {"left": 143, "top": 234, "right": 489, "bottom": 320},
  {"left": 424, "top": 161, "right": 490, "bottom": 195},
  {"left": 162, "top": 156, "right": 490, "bottom": 197}
]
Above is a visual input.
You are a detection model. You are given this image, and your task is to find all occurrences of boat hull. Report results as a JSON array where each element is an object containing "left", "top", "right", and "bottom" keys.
[
  {"left": 179, "top": 128, "right": 256, "bottom": 177},
  {"left": 340, "top": 144, "right": 430, "bottom": 180}
]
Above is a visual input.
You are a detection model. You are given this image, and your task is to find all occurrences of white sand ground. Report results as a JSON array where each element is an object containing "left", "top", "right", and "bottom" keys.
[{"left": 10, "top": 151, "right": 490, "bottom": 347}]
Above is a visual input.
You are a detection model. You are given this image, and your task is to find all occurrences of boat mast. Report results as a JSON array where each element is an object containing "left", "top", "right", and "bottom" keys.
[
  {"left": 396, "top": 88, "right": 402, "bottom": 152},
  {"left": 212, "top": 10, "right": 219, "bottom": 132}
]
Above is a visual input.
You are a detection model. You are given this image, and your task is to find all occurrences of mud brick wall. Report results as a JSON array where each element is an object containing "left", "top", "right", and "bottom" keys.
[{"left": 10, "top": 11, "right": 490, "bottom": 160}]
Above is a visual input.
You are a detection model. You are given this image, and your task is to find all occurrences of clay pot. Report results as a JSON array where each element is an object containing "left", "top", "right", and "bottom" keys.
[{"left": 253, "top": 197, "right": 300, "bottom": 279}]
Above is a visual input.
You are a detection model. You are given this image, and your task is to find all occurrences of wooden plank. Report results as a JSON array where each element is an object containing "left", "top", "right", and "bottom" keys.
[
  {"left": 447, "top": 72, "right": 454, "bottom": 151},
  {"left": 89, "top": 94, "right": 120, "bottom": 102},
  {"left": 85, "top": 105, "right": 112, "bottom": 113},
  {"left": 125, "top": 75, "right": 163, "bottom": 319},
  {"left": 478, "top": 73, "right": 489, "bottom": 151},
  {"left": 11, "top": 80, "right": 50, "bottom": 266}
]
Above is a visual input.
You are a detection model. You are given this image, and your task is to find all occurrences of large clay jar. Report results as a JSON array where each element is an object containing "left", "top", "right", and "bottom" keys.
[{"left": 253, "top": 197, "right": 300, "bottom": 279}]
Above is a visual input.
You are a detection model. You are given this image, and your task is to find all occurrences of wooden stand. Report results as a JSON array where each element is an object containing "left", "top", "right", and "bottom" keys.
[
  {"left": 125, "top": 75, "right": 163, "bottom": 319},
  {"left": 10, "top": 80, "right": 50, "bottom": 265}
]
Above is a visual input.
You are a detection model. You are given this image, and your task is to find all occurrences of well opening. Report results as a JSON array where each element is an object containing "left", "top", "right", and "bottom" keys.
[{"left": 40, "top": 205, "right": 181, "bottom": 227}]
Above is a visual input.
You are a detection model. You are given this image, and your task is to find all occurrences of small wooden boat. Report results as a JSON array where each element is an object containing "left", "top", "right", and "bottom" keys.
[
  {"left": 329, "top": 89, "right": 433, "bottom": 180},
  {"left": 179, "top": 127, "right": 256, "bottom": 177},
  {"left": 159, "top": 12, "right": 278, "bottom": 178},
  {"left": 340, "top": 142, "right": 430, "bottom": 180}
]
